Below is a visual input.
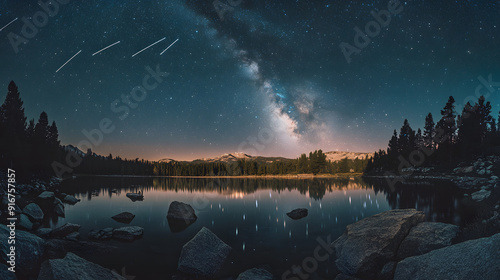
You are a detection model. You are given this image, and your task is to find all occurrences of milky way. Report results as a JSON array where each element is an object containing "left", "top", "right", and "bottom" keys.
[{"left": 0, "top": 0, "right": 499, "bottom": 160}]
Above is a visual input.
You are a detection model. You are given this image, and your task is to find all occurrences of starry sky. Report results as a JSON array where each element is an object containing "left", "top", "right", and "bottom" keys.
[{"left": 0, "top": 0, "right": 499, "bottom": 161}]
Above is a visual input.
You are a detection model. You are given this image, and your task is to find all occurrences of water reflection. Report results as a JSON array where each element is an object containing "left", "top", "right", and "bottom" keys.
[{"left": 52, "top": 176, "right": 476, "bottom": 280}]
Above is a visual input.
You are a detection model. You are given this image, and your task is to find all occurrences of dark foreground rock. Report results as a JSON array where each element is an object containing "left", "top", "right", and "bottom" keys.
[
  {"left": 286, "top": 208, "right": 308, "bottom": 220},
  {"left": 88, "top": 228, "right": 114, "bottom": 240},
  {"left": 50, "top": 223, "right": 81, "bottom": 239},
  {"left": 62, "top": 195, "right": 80, "bottom": 205},
  {"left": 178, "top": 227, "right": 232, "bottom": 277},
  {"left": 23, "top": 203, "right": 44, "bottom": 222},
  {"left": 111, "top": 212, "right": 135, "bottom": 224},
  {"left": 126, "top": 193, "right": 143, "bottom": 201},
  {"left": 332, "top": 209, "right": 425, "bottom": 278},
  {"left": 37, "top": 252, "right": 125, "bottom": 280},
  {"left": 394, "top": 233, "right": 500, "bottom": 280},
  {"left": 0, "top": 224, "right": 45, "bottom": 276},
  {"left": 397, "top": 222, "right": 459, "bottom": 259},
  {"left": 112, "top": 226, "right": 144, "bottom": 241},
  {"left": 236, "top": 268, "right": 273, "bottom": 280},
  {"left": 0, "top": 263, "right": 17, "bottom": 280}
]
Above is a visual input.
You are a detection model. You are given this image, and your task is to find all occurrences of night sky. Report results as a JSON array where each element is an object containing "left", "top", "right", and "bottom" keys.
[{"left": 0, "top": 0, "right": 499, "bottom": 161}]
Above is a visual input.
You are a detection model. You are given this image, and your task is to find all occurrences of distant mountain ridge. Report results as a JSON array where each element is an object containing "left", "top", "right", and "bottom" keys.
[{"left": 159, "top": 151, "right": 373, "bottom": 164}]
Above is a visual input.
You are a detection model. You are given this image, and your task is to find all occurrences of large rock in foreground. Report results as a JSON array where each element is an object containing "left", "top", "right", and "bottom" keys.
[
  {"left": 0, "top": 225, "right": 45, "bottom": 276},
  {"left": 112, "top": 226, "right": 143, "bottom": 241},
  {"left": 37, "top": 252, "right": 125, "bottom": 280},
  {"left": 178, "top": 227, "right": 232, "bottom": 276},
  {"left": 332, "top": 209, "right": 425, "bottom": 278},
  {"left": 236, "top": 268, "right": 273, "bottom": 280},
  {"left": 397, "top": 222, "right": 459, "bottom": 259},
  {"left": 394, "top": 233, "right": 500, "bottom": 280}
]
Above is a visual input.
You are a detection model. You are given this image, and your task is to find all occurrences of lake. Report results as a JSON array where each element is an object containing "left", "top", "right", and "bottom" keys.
[{"left": 50, "top": 176, "right": 475, "bottom": 279}]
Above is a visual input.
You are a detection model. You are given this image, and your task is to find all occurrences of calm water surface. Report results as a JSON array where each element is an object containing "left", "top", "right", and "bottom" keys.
[{"left": 51, "top": 176, "right": 474, "bottom": 279}]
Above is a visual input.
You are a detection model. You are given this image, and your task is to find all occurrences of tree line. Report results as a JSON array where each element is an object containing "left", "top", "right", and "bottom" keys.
[
  {"left": 366, "top": 95, "right": 500, "bottom": 173},
  {"left": 0, "top": 81, "right": 63, "bottom": 179}
]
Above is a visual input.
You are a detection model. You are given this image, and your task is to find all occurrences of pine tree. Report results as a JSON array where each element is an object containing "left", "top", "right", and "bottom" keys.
[
  {"left": 423, "top": 113, "right": 435, "bottom": 149},
  {"left": 436, "top": 96, "right": 457, "bottom": 147},
  {"left": 387, "top": 130, "right": 398, "bottom": 156}
]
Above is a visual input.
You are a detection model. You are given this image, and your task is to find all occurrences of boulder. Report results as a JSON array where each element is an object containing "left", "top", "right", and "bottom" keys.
[
  {"left": 471, "top": 189, "right": 491, "bottom": 202},
  {"left": 167, "top": 201, "right": 197, "bottom": 222},
  {"left": 111, "top": 212, "right": 135, "bottom": 224},
  {"left": 64, "top": 232, "right": 80, "bottom": 242},
  {"left": 332, "top": 209, "right": 425, "bottom": 278},
  {"left": 334, "top": 274, "right": 360, "bottom": 280},
  {"left": 236, "top": 268, "right": 273, "bottom": 280},
  {"left": 53, "top": 198, "right": 65, "bottom": 217},
  {"left": 286, "top": 208, "right": 308, "bottom": 220},
  {"left": 112, "top": 226, "right": 143, "bottom": 241},
  {"left": 37, "top": 252, "right": 125, "bottom": 280},
  {"left": 178, "top": 227, "right": 232, "bottom": 276},
  {"left": 167, "top": 201, "right": 197, "bottom": 232},
  {"left": 126, "top": 193, "right": 143, "bottom": 201},
  {"left": 462, "top": 166, "right": 474, "bottom": 173},
  {"left": 50, "top": 223, "right": 81, "bottom": 239},
  {"left": 38, "top": 191, "right": 55, "bottom": 201},
  {"left": 62, "top": 195, "right": 80, "bottom": 205},
  {"left": 0, "top": 263, "right": 17, "bottom": 280},
  {"left": 394, "top": 233, "right": 500, "bottom": 280},
  {"left": 23, "top": 203, "right": 44, "bottom": 222},
  {"left": 88, "top": 228, "right": 114, "bottom": 240},
  {"left": 397, "top": 222, "right": 459, "bottom": 259},
  {"left": 0, "top": 224, "right": 45, "bottom": 276},
  {"left": 19, "top": 214, "right": 34, "bottom": 230},
  {"left": 36, "top": 228, "right": 53, "bottom": 238}
]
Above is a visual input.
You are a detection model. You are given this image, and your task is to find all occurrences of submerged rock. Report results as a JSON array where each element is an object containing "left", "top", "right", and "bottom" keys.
[
  {"left": 286, "top": 208, "right": 308, "bottom": 220},
  {"left": 397, "top": 222, "right": 459, "bottom": 259},
  {"left": 23, "top": 203, "right": 44, "bottom": 222},
  {"left": 126, "top": 193, "right": 143, "bottom": 201},
  {"left": 394, "top": 233, "right": 500, "bottom": 280},
  {"left": 111, "top": 212, "right": 135, "bottom": 224},
  {"left": 0, "top": 225, "right": 45, "bottom": 276},
  {"left": 236, "top": 268, "right": 273, "bottom": 280},
  {"left": 178, "top": 227, "right": 232, "bottom": 276},
  {"left": 112, "top": 226, "right": 144, "bottom": 241},
  {"left": 37, "top": 252, "right": 125, "bottom": 280},
  {"left": 332, "top": 209, "right": 425, "bottom": 278}
]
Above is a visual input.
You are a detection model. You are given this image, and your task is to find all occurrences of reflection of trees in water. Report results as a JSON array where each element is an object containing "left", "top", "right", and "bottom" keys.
[
  {"left": 365, "top": 178, "right": 474, "bottom": 226},
  {"left": 60, "top": 176, "right": 370, "bottom": 200},
  {"left": 60, "top": 176, "right": 474, "bottom": 226}
]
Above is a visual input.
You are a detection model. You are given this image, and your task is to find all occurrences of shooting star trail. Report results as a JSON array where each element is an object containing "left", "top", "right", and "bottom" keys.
[
  {"left": 131, "top": 37, "right": 166, "bottom": 57},
  {"left": 92, "top": 41, "right": 121, "bottom": 56},
  {"left": 0, "top": 17, "right": 18, "bottom": 32},
  {"left": 56, "top": 50, "right": 82, "bottom": 73},
  {"left": 160, "top": 38, "right": 179, "bottom": 55}
]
